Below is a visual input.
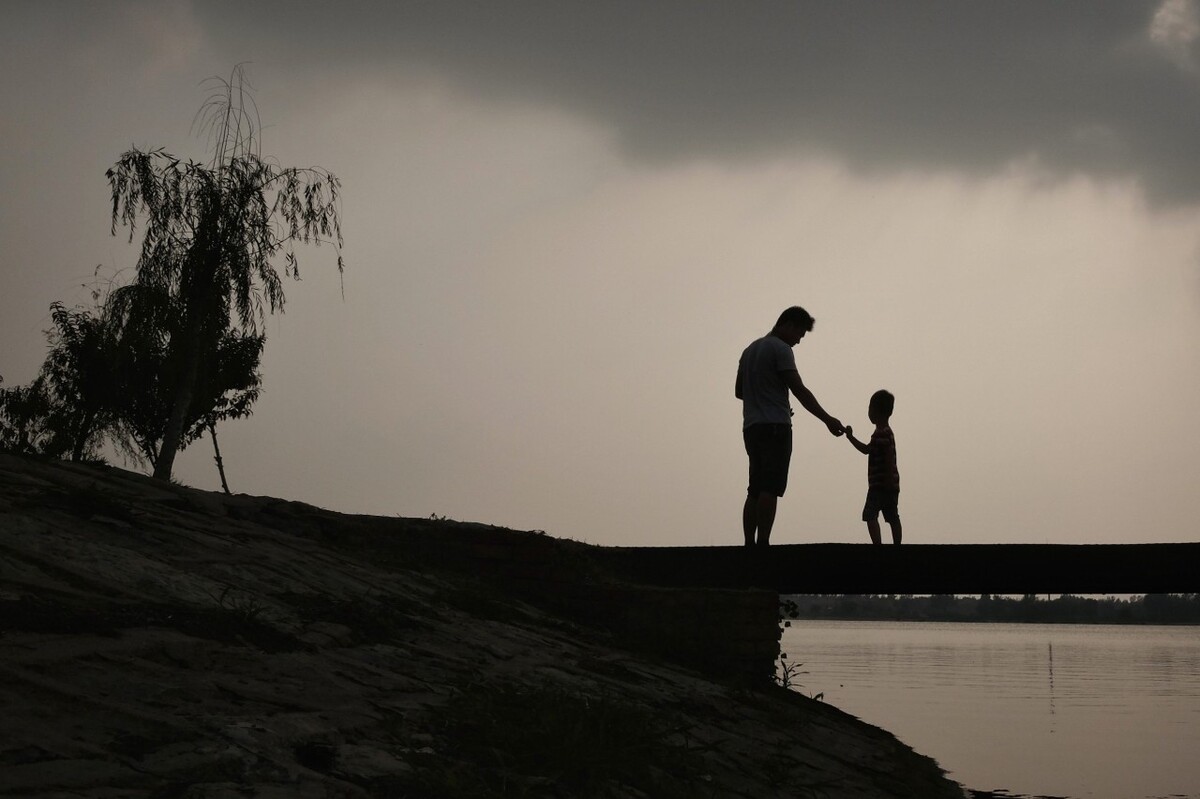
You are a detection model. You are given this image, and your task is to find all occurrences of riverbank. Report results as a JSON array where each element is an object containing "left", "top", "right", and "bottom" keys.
[
  {"left": 783, "top": 592, "right": 1200, "bottom": 624},
  {"left": 1, "top": 453, "right": 968, "bottom": 798}
]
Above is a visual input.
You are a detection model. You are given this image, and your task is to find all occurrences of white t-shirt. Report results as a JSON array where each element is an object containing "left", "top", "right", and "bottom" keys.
[{"left": 738, "top": 335, "right": 797, "bottom": 428}]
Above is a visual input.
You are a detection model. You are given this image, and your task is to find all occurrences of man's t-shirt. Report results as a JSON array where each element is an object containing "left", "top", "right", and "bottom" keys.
[{"left": 738, "top": 335, "right": 797, "bottom": 428}]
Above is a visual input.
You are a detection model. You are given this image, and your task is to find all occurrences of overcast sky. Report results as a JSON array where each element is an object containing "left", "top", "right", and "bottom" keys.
[{"left": 3, "top": 1, "right": 1198, "bottom": 548}]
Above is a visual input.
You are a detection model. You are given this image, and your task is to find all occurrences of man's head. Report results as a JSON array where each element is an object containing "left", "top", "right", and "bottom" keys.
[
  {"left": 772, "top": 306, "right": 815, "bottom": 346},
  {"left": 868, "top": 389, "right": 895, "bottom": 424}
]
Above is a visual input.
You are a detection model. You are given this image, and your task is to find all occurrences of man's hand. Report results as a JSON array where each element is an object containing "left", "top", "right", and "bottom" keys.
[{"left": 826, "top": 417, "right": 845, "bottom": 436}]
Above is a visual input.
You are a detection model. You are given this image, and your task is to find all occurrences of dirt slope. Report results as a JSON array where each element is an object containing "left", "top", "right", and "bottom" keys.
[{"left": 0, "top": 453, "right": 968, "bottom": 798}]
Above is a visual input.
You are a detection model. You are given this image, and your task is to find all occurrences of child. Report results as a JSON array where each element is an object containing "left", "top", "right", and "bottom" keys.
[{"left": 845, "top": 389, "right": 902, "bottom": 545}]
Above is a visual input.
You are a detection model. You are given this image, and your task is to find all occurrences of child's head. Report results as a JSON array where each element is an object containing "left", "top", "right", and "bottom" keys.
[{"left": 868, "top": 389, "right": 895, "bottom": 424}]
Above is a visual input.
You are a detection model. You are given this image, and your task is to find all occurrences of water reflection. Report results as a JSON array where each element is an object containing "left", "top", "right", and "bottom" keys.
[
  {"left": 781, "top": 621, "right": 1200, "bottom": 799},
  {"left": 964, "top": 787, "right": 1070, "bottom": 791},
  {"left": 1047, "top": 642, "right": 1055, "bottom": 727}
]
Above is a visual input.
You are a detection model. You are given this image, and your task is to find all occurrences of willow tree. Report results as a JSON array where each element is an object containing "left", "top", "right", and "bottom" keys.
[{"left": 107, "top": 66, "right": 343, "bottom": 480}]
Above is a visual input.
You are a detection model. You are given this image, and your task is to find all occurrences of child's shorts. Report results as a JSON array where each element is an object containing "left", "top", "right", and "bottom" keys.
[{"left": 862, "top": 487, "right": 900, "bottom": 524}]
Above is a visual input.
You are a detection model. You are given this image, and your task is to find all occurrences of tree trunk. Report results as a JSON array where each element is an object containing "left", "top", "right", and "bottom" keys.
[
  {"left": 70, "top": 409, "right": 95, "bottom": 462},
  {"left": 153, "top": 301, "right": 203, "bottom": 480},
  {"left": 152, "top": 359, "right": 196, "bottom": 481},
  {"left": 209, "top": 421, "right": 231, "bottom": 494},
  {"left": 153, "top": 228, "right": 218, "bottom": 482}
]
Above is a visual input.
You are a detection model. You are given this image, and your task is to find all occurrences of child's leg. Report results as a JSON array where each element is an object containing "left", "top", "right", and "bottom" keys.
[
  {"left": 888, "top": 518, "right": 902, "bottom": 545},
  {"left": 866, "top": 518, "right": 882, "bottom": 545}
]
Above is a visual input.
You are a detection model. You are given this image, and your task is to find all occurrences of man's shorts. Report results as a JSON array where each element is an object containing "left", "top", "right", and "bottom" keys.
[
  {"left": 744, "top": 423, "right": 792, "bottom": 498},
  {"left": 862, "top": 486, "right": 900, "bottom": 524}
]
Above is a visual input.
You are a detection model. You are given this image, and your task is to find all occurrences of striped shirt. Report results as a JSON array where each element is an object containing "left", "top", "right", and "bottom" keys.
[{"left": 867, "top": 426, "right": 900, "bottom": 489}]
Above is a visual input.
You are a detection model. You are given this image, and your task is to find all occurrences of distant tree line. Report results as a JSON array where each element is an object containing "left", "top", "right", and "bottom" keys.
[
  {"left": 0, "top": 67, "right": 343, "bottom": 490},
  {"left": 782, "top": 593, "right": 1200, "bottom": 625}
]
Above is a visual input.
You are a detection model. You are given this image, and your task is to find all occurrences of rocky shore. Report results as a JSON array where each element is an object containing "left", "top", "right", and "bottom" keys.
[{"left": 0, "top": 453, "right": 970, "bottom": 798}]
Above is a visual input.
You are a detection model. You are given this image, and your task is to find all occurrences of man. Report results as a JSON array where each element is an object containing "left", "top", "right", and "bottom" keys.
[{"left": 736, "top": 306, "right": 844, "bottom": 547}]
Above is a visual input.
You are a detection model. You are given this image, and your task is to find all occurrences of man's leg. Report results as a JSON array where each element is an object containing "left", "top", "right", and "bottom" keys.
[
  {"left": 889, "top": 519, "right": 902, "bottom": 545},
  {"left": 866, "top": 518, "right": 882, "bottom": 545},
  {"left": 743, "top": 492, "right": 778, "bottom": 546},
  {"left": 742, "top": 494, "right": 756, "bottom": 547},
  {"left": 743, "top": 424, "right": 788, "bottom": 547},
  {"left": 755, "top": 492, "right": 778, "bottom": 547}
]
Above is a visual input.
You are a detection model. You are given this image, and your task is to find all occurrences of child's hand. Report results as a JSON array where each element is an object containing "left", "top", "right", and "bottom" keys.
[{"left": 844, "top": 425, "right": 853, "bottom": 437}]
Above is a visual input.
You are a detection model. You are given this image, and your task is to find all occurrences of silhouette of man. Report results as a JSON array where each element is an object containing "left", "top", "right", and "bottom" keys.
[{"left": 736, "top": 306, "right": 844, "bottom": 547}]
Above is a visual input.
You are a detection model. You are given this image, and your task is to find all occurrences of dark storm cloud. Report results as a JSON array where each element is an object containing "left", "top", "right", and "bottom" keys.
[{"left": 204, "top": 1, "right": 1200, "bottom": 203}]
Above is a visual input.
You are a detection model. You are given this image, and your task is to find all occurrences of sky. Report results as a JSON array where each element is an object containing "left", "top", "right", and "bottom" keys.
[{"left": 2, "top": 1, "right": 1198, "bottom": 548}]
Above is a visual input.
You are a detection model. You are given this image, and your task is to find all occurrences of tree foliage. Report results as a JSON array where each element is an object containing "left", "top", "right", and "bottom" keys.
[
  {"left": 103, "top": 282, "right": 265, "bottom": 471},
  {"left": 0, "top": 293, "right": 263, "bottom": 476},
  {"left": 1, "top": 66, "right": 321, "bottom": 488},
  {"left": 0, "top": 375, "right": 58, "bottom": 457},
  {"left": 0, "top": 303, "right": 115, "bottom": 462},
  {"left": 41, "top": 302, "right": 119, "bottom": 461},
  {"left": 105, "top": 65, "right": 343, "bottom": 479}
]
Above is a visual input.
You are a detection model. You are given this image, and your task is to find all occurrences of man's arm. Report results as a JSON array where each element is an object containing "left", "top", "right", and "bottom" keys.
[{"left": 782, "top": 370, "right": 843, "bottom": 436}]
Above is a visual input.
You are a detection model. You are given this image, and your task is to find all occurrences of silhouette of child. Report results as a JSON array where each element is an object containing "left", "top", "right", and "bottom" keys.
[{"left": 845, "top": 390, "right": 901, "bottom": 545}]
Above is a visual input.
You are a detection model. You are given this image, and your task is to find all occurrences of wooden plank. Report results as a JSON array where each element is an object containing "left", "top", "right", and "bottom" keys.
[{"left": 594, "top": 543, "right": 1200, "bottom": 595}]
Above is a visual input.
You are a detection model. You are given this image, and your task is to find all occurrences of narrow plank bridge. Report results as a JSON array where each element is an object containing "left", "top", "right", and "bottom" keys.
[{"left": 595, "top": 543, "right": 1200, "bottom": 595}]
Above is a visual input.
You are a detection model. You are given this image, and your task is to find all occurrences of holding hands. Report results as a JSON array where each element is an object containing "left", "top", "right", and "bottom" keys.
[{"left": 843, "top": 424, "right": 871, "bottom": 455}]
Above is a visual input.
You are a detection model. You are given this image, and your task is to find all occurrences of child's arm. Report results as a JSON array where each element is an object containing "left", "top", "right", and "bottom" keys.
[{"left": 844, "top": 425, "right": 870, "bottom": 455}]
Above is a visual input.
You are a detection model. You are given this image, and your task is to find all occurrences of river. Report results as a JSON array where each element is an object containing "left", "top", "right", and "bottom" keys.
[{"left": 780, "top": 620, "right": 1200, "bottom": 799}]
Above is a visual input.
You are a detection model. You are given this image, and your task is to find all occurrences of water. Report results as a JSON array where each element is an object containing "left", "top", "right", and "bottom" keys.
[{"left": 780, "top": 621, "right": 1200, "bottom": 799}]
